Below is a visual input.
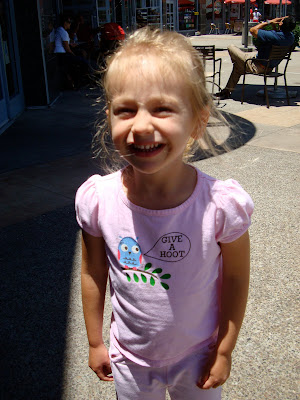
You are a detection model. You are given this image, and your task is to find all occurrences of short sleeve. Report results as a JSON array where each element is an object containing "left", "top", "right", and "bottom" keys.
[
  {"left": 75, "top": 176, "right": 103, "bottom": 237},
  {"left": 61, "top": 29, "right": 69, "bottom": 42},
  {"left": 215, "top": 180, "right": 254, "bottom": 243},
  {"left": 56, "top": 27, "right": 69, "bottom": 43},
  {"left": 257, "top": 29, "right": 276, "bottom": 44}
]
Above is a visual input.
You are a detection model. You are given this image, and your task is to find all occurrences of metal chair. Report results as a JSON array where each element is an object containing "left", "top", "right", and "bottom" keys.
[
  {"left": 193, "top": 45, "right": 222, "bottom": 93},
  {"left": 209, "top": 23, "right": 219, "bottom": 34},
  {"left": 224, "top": 22, "right": 232, "bottom": 34},
  {"left": 241, "top": 45, "right": 293, "bottom": 108}
]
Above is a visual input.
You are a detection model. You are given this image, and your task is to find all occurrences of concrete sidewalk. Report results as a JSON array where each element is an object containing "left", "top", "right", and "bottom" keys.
[{"left": 0, "top": 34, "right": 299, "bottom": 399}]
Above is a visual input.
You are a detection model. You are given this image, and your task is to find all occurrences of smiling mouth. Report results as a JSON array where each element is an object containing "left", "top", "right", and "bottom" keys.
[{"left": 130, "top": 143, "right": 164, "bottom": 154}]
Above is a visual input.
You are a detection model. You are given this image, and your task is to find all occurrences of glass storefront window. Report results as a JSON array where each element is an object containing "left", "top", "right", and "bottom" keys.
[
  {"left": 39, "top": 0, "right": 58, "bottom": 61},
  {"left": 98, "top": 0, "right": 107, "bottom": 7},
  {"left": 178, "top": 0, "right": 195, "bottom": 31},
  {"left": 38, "top": 0, "right": 60, "bottom": 102},
  {"left": 0, "top": 0, "right": 19, "bottom": 98},
  {"left": 98, "top": 9, "right": 108, "bottom": 24},
  {"left": 136, "top": 8, "right": 160, "bottom": 28},
  {"left": 206, "top": 0, "right": 223, "bottom": 25},
  {"left": 0, "top": 72, "right": 3, "bottom": 101},
  {"left": 166, "top": 1, "right": 175, "bottom": 30},
  {"left": 136, "top": 0, "right": 161, "bottom": 29}
]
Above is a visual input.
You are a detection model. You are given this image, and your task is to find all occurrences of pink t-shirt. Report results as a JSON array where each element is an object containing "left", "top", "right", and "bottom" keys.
[{"left": 75, "top": 168, "right": 254, "bottom": 367}]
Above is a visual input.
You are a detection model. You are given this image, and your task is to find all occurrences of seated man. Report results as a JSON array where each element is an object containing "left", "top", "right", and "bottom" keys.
[{"left": 216, "top": 16, "right": 295, "bottom": 100}]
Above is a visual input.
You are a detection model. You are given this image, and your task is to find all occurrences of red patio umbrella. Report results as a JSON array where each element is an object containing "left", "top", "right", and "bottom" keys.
[
  {"left": 178, "top": 0, "right": 194, "bottom": 5},
  {"left": 264, "top": 0, "right": 291, "bottom": 4},
  {"left": 224, "top": 0, "right": 256, "bottom": 3}
]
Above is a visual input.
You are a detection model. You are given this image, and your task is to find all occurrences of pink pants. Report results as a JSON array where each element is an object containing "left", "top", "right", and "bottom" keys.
[{"left": 110, "top": 342, "right": 222, "bottom": 400}]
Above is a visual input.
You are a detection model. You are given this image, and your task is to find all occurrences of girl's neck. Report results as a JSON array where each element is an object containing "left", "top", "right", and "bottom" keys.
[{"left": 122, "top": 163, "right": 197, "bottom": 210}]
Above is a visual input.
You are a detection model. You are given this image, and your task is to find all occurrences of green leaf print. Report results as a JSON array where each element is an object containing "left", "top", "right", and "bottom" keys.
[
  {"left": 124, "top": 262, "right": 171, "bottom": 290},
  {"left": 152, "top": 268, "right": 162, "bottom": 274},
  {"left": 161, "top": 283, "right": 169, "bottom": 290},
  {"left": 161, "top": 274, "right": 171, "bottom": 279},
  {"left": 150, "top": 277, "right": 155, "bottom": 286}
]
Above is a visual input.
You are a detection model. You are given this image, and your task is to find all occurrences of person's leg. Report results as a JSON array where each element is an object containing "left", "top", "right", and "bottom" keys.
[
  {"left": 167, "top": 345, "right": 222, "bottom": 400},
  {"left": 216, "top": 45, "right": 256, "bottom": 98},
  {"left": 58, "top": 54, "right": 75, "bottom": 89},
  {"left": 225, "top": 45, "right": 255, "bottom": 92},
  {"left": 65, "top": 53, "right": 90, "bottom": 88},
  {"left": 110, "top": 345, "right": 166, "bottom": 400}
]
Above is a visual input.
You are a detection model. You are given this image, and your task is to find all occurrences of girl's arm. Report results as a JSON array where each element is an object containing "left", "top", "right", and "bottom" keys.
[
  {"left": 81, "top": 230, "right": 113, "bottom": 381},
  {"left": 198, "top": 231, "right": 250, "bottom": 389}
]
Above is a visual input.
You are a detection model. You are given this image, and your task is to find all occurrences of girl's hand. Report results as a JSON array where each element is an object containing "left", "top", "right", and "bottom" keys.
[
  {"left": 197, "top": 352, "right": 231, "bottom": 390},
  {"left": 89, "top": 343, "right": 114, "bottom": 381}
]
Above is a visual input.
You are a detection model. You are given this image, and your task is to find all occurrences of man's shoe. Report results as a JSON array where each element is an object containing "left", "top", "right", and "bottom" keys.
[{"left": 214, "top": 89, "right": 231, "bottom": 100}]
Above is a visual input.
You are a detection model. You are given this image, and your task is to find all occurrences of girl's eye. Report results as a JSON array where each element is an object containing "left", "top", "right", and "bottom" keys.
[
  {"left": 121, "top": 244, "right": 128, "bottom": 252},
  {"left": 153, "top": 106, "right": 172, "bottom": 114},
  {"left": 114, "top": 107, "right": 135, "bottom": 116}
]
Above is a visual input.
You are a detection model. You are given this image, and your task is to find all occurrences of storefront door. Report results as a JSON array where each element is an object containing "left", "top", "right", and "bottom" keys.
[
  {"left": 96, "top": 0, "right": 111, "bottom": 24},
  {"left": 0, "top": 0, "right": 23, "bottom": 130},
  {"left": 166, "top": 0, "right": 176, "bottom": 30},
  {"left": 0, "top": 27, "right": 9, "bottom": 129}
]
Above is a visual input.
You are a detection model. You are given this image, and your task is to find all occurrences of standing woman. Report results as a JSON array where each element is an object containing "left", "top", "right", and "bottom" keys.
[
  {"left": 54, "top": 14, "right": 88, "bottom": 89},
  {"left": 54, "top": 15, "right": 72, "bottom": 55}
]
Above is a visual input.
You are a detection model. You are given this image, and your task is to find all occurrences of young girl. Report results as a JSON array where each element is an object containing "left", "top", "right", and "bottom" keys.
[{"left": 76, "top": 28, "right": 253, "bottom": 400}]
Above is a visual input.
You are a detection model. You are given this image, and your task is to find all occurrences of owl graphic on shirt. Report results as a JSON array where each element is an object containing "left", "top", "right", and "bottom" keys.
[{"left": 118, "top": 237, "right": 142, "bottom": 270}]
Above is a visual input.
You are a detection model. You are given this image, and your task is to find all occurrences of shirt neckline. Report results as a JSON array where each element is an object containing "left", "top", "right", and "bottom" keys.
[{"left": 118, "top": 167, "right": 202, "bottom": 216}]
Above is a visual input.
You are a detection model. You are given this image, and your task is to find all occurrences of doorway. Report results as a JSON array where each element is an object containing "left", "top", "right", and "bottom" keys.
[
  {"left": 166, "top": 0, "right": 176, "bottom": 30},
  {"left": 0, "top": 0, "right": 23, "bottom": 131}
]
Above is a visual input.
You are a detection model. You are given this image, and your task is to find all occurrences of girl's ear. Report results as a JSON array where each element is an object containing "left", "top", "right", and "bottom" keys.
[{"left": 191, "top": 106, "right": 210, "bottom": 139}]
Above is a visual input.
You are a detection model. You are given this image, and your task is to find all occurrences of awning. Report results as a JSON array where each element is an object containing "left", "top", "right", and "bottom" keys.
[
  {"left": 179, "top": 0, "right": 194, "bottom": 5},
  {"left": 264, "top": 0, "right": 291, "bottom": 4},
  {"left": 224, "top": 0, "right": 256, "bottom": 4}
]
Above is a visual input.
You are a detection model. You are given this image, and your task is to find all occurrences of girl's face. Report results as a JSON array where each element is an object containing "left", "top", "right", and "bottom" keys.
[{"left": 107, "top": 58, "right": 198, "bottom": 177}]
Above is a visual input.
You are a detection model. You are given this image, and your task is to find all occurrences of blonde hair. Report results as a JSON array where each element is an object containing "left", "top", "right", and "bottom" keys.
[{"left": 93, "top": 27, "right": 226, "bottom": 171}]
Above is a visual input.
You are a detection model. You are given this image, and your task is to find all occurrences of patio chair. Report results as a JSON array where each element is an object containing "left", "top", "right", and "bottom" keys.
[
  {"left": 241, "top": 45, "right": 293, "bottom": 108},
  {"left": 224, "top": 22, "right": 232, "bottom": 34},
  {"left": 209, "top": 23, "right": 219, "bottom": 34},
  {"left": 193, "top": 45, "right": 222, "bottom": 93}
]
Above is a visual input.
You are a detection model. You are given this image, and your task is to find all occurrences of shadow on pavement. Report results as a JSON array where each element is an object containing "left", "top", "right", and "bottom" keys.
[
  {"left": 0, "top": 205, "right": 78, "bottom": 399},
  {"left": 231, "top": 84, "right": 299, "bottom": 108},
  {"left": 0, "top": 88, "right": 104, "bottom": 174},
  {"left": 191, "top": 111, "right": 256, "bottom": 161}
]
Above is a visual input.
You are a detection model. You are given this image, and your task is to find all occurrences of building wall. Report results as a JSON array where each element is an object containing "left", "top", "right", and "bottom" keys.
[{"left": 13, "top": 0, "right": 48, "bottom": 106}]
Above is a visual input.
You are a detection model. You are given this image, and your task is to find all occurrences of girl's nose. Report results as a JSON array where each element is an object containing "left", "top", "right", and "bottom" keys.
[{"left": 131, "top": 109, "right": 154, "bottom": 135}]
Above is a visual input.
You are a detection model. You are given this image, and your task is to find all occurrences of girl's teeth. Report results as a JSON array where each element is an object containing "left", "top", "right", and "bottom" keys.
[{"left": 132, "top": 143, "right": 161, "bottom": 151}]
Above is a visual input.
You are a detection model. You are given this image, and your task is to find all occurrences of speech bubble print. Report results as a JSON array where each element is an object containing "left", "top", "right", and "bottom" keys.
[{"left": 144, "top": 232, "right": 191, "bottom": 262}]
